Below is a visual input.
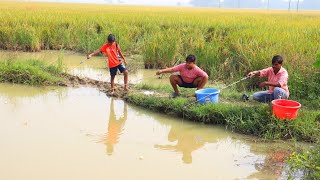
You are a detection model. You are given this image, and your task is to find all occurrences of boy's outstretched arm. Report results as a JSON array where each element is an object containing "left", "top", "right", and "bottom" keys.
[{"left": 87, "top": 49, "right": 101, "bottom": 59}]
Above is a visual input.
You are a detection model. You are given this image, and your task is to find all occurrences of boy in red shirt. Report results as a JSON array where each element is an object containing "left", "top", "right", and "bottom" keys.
[
  {"left": 87, "top": 34, "right": 128, "bottom": 93},
  {"left": 156, "top": 54, "right": 208, "bottom": 98}
]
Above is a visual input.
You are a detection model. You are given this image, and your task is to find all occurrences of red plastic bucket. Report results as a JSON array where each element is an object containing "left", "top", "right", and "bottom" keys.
[{"left": 271, "top": 99, "right": 301, "bottom": 120}]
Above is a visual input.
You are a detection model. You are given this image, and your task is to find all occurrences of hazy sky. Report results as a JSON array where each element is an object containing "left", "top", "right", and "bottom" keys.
[
  {"left": 28, "top": 0, "right": 315, "bottom": 8},
  {"left": 31, "top": 0, "right": 191, "bottom": 6},
  {"left": 122, "top": 0, "right": 190, "bottom": 6}
]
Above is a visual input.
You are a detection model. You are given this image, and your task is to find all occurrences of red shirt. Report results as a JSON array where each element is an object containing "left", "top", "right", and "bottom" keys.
[{"left": 100, "top": 42, "right": 121, "bottom": 68}]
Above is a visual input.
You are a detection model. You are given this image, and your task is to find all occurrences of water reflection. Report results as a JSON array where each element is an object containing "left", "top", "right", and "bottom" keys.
[
  {"left": 155, "top": 128, "right": 204, "bottom": 163},
  {"left": 0, "top": 83, "right": 67, "bottom": 109},
  {"left": 154, "top": 120, "right": 228, "bottom": 164},
  {"left": 101, "top": 98, "right": 127, "bottom": 156},
  {"left": 0, "top": 83, "right": 61, "bottom": 97},
  {"left": 247, "top": 146, "right": 291, "bottom": 179}
]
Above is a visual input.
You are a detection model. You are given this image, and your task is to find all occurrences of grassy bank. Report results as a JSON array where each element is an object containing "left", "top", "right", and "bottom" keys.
[
  {"left": 0, "top": 58, "right": 65, "bottom": 85},
  {"left": 0, "top": 2, "right": 320, "bottom": 102},
  {"left": 126, "top": 85, "right": 320, "bottom": 143}
]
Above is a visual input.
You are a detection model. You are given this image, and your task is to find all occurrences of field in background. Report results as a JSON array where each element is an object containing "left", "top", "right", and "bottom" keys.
[{"left": 0, "top": 1, "right": 319, "bottom": 102}]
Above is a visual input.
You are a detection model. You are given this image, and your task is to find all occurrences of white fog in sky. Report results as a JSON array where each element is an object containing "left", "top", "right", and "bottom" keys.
[
  {"left": 25, "top": 0, "right": 319, "bottom": 10},
  {"left": 29, "top": 0, "right": 192, "bottom": 6}
]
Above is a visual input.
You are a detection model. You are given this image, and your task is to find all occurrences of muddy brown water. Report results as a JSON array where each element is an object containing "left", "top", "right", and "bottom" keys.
[{"left": 0, "top": 51, "right": 293, "bottom": 179}]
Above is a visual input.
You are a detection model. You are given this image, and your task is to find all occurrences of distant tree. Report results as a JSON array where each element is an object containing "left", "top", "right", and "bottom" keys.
[{"left": 288, "top": 0, "right": 292, "bottom": 10}]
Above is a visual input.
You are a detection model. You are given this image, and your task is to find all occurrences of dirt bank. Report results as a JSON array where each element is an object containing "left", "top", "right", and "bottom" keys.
[
  {"left": 61, "top": 73, "right": 172, "bottom": 98},
  {"left": 61, "top": 73, "right": 125, "bottom": 97}
]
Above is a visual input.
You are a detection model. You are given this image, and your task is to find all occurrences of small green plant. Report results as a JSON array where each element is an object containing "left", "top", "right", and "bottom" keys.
[
  {"left": 315, "top": 53, "right": 320, "bottom": 68},
  {"left": 287, "top": 146, "right": 320, "bottom": 179}
]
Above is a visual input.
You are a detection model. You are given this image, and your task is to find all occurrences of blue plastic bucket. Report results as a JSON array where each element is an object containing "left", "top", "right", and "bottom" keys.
[{"left": 195, "top": 88, "right": 220, "bottom": 104}]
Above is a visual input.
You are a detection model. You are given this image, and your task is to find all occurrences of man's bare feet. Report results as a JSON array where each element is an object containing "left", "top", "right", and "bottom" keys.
[
  {"left": 124, "top": 84, "right": 129, "bottom": 92},
  {"left": 110, "top": 89, "right": 115, "bottom": 95}
]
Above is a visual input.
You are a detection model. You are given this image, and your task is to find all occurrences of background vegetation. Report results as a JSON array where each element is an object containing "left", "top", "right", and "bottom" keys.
[{"left": 0, "top": 2, "right": 319, "bottom": 103}]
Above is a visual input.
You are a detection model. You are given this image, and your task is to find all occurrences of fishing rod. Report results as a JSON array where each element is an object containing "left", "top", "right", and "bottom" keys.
[
  {"left": 157, "top": 58, "right": 181, "bottom": 79},
  {"left": 219, "top": 76, "right": 249, "bottom": 91}
]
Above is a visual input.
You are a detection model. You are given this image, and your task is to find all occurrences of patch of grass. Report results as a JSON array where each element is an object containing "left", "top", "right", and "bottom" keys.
[
  {"left": 0, "top": 58, "right": 65, "bottom": 85},
  {"left": 314, "top": 53, "right": 320, "bottom": 68},
  {"left": 134, "top": 83, "right": 172, "bottom": 92},
  {"left": 134, "top": 82, "right": 201, "bottom": 98}
]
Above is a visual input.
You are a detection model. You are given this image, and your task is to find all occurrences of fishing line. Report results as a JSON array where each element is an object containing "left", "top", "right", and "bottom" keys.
[{"left": 182, "top": 76, "right": 249, "bottom": 109}]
